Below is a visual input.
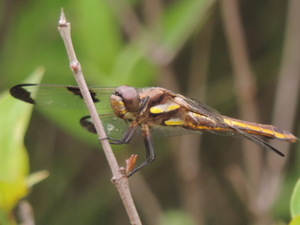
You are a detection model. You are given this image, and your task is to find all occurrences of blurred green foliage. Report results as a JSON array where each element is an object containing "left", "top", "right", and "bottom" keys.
[
  {"left": 0, "top": 69, "right": 48, "bottom": 224},
  {"left": 0, "top": 0, "right": 299, "bottom": 225},
  {"left": 291, "top": 178, "right": 300, "bottom": 219}
]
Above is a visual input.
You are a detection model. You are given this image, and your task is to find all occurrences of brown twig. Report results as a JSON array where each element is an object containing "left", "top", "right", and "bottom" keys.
[
  {"left": 220, "top": 0, "right": 263, "bottom": 188},
  {"left": 256, "top": 0, "right": 300, "bottom": 215},
  {"left": 220, "top": 0, "right": 267, "bottom": 221},
  {"left": 173, "top": 20, "right": 215, "bottom": 225},
  {"left": 57, "top": 9, "right": 142, "bottom": 225},
  {"left": 17, "top": 200, "right": 35, "bottom": 225}
]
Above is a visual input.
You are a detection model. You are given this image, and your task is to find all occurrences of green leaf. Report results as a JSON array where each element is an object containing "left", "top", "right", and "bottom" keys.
[
  {"left": 161, "top": 0, "right": 215, "bottom": 53},
  {"left": 75, "top": 0, "right": 122, "bottom": 76},
  {"left": 110, "top": 44, "right": 157, "bottom": 86},
  {"left": 289, "top": 215, "right": 300, "bottom": 225},
  {"left": 291, "top": 178, "right": 300, "bottom": 218},
  {"left": 0, "top": 68, "right": 44, "bottom": 213}
]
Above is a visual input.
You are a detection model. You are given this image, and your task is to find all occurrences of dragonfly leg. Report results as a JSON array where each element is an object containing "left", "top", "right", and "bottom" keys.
[
  {"left": 99, "top": 124, "right": 138, "bottom": 145},
  {"left": 127, "top": 125, "right": 156, "bottom": 177},
  {"left": 99, "top": 136, "right": 124, "bottom": 144}
]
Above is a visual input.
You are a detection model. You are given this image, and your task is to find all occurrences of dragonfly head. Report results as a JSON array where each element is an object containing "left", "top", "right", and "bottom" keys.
[{"left": 111, "top": 86, "right": 140, "bottom": 119}]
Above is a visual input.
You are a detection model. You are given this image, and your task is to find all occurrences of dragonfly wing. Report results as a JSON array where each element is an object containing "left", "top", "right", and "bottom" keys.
[
  {"left": 80, "top": 114, "right": 201, "bottom": 140},
  {"left": 173, "top": 93, "right": 224, "bottom": 122},
  {"left": 172, "top": 93, "right": 285, "bottom": 156},
  {"left": 229, "top": 126, "right": 285, "bottom": 156},
  {"left": 10, "top": 84, "right": 116, "bottom": 114},
  {"left": 80, "top": 114, "right": 130, "bottom": 140}
]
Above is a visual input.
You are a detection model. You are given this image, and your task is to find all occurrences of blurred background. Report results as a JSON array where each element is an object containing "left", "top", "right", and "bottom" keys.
[{"left": 0, "top": 0, "right": 299, "bottom": 224}]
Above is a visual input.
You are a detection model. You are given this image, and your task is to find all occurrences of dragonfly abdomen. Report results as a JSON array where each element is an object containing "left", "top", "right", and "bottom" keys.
[
  {"left": 183, "top": 112, "right": 231, "bottom": 131},
  {"left": 223, "top": 116, "right": 297, "bottom": 142}
]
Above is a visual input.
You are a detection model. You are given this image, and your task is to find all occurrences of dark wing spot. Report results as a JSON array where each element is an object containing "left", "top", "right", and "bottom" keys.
[
  {"left": 67, "top": 86, "right": 100, "bottom": 103},
  {"left": 90, "top": 91, "right": 100, "bottom": 103},
  {"left": 10, "top": 84, "right": 35, "bottom": 104},
  {"left": 67, "top": 86, "right": 83, "bottom": 98},
  {"left": 80, "top": 116, "right": 97, "bottom": 133}
]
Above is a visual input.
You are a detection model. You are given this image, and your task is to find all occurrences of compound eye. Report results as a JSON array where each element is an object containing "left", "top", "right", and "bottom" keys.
[{"left": 114, "top": 86, "right": 140, "bottom": 113}]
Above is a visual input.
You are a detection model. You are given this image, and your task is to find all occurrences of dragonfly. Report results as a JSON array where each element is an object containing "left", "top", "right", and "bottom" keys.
[{"left": 10, "top": 84, "right": 298, "bottom": 176}]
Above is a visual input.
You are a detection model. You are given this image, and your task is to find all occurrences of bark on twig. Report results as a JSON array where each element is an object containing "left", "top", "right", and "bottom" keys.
[{"left": 57, "top": 9, "right": 142, "bottom": 225}]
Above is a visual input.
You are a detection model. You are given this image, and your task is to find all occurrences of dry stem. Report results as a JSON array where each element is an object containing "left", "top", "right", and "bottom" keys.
[
  {"left": 221, "top": 0, "right": 300, "bottom": 223},
  {"left": 57, "top": 9, "right": 142, "bottom": 225}
]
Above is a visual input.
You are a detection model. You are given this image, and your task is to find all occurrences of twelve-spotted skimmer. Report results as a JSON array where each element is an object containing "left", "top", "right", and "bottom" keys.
[{"left": 10, "top": 84, "right": 298, "bottom": 176}]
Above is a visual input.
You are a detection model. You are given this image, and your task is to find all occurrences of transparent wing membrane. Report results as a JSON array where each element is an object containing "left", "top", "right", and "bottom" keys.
[{"left": 10, "top": 84, "right": 116, "bottom": 114}]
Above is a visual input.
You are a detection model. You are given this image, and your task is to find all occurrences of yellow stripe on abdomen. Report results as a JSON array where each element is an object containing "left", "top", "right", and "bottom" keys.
[{"left": 223, "top": 116, "right": 298, "bottom": 143}]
